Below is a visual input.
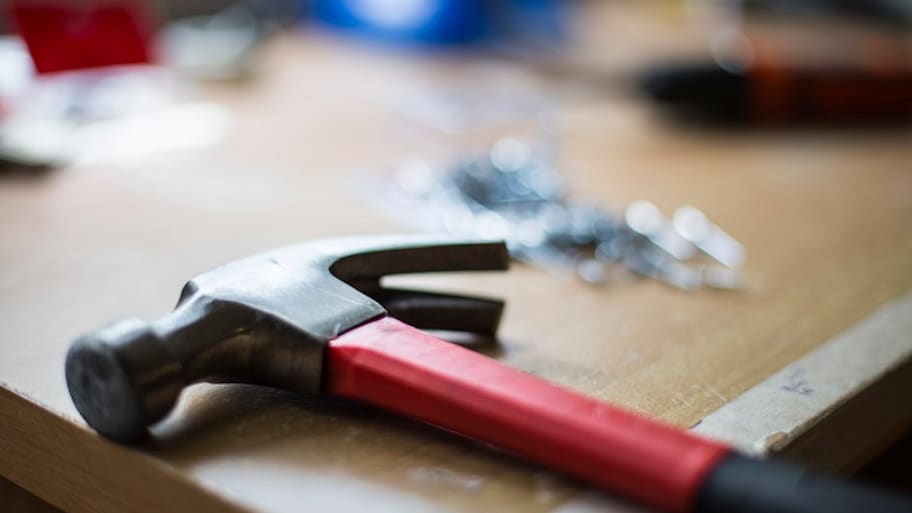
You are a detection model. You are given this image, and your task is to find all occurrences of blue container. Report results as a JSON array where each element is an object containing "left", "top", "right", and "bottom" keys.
[{"left": 311, "top": 0, "right": 566, "bottom": 46}]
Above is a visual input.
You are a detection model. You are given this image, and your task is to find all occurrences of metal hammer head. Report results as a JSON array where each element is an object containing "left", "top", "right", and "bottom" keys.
[{"left": 65, "top": 235, "right": 509, "bottom": 442}]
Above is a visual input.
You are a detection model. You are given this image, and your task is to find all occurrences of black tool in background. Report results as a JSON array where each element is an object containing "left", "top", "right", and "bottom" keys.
[
  {"left": 738, "top": 0, "right": 912, "bottom": 28},
  {"left": 638, "top": 59, "right": 912, "bottom": 125}
]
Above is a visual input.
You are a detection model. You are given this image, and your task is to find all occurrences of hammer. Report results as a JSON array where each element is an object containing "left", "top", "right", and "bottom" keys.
[{"left": 66, "top": 235, "right": 910, "bottom": 513}]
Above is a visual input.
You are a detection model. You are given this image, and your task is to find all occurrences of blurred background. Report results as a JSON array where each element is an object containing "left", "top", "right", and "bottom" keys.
[
  {"left": 2, "top": 0, "right": 910, "bottom": 170},
  {"left": 2, "top": 0, "right": 909, "bottom": 285}
]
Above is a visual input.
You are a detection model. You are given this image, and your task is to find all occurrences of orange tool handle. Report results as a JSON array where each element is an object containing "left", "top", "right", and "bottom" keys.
[{"left": 327, "top": 316, "right": 731, "bottom": 513}]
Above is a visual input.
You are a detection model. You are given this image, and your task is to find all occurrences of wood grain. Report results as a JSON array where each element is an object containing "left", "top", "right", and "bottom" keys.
[{"left": 1, "top": 3, "right": 911, "bottom": 512}]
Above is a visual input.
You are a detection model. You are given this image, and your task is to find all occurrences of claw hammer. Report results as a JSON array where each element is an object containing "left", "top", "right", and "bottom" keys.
[{"left": 66, "top": 235, "right": 911, "bottom": 513}]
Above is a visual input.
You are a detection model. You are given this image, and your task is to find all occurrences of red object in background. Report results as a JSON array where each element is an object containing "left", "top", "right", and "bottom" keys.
[
  {"left": 10, "top": 1, "right": 154, "bottom": 74},
  {"left": 328, "top": 316, "right": 731, "bottom": 513}
]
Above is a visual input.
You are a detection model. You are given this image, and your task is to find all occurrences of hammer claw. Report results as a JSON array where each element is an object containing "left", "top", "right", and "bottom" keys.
[
  {"left": 372, "top": 288, "right": 504, "bottom": 336},
  {"left": 329, "top": 237, "right": 509, "bottom": 281}
]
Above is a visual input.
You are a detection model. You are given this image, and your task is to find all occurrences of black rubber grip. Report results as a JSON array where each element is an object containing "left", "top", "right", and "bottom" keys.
[{"left": 694, "top": 453, "right": 912, "bottom": 513}]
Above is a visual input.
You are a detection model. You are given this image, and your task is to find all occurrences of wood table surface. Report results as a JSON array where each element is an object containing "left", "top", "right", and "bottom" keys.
[{"left": 2, "top": 3, "right": 912, "bottom": 513}]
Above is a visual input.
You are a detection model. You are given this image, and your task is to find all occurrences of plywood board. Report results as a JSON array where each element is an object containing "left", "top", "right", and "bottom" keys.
[{"left": 2, "top": 4, "right": 912, "bottom": 512}]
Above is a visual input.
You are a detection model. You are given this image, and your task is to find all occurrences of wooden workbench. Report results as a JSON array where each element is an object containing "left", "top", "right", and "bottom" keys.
[{"left": 2, "top": 4, "right": 911, "bottom": 513}]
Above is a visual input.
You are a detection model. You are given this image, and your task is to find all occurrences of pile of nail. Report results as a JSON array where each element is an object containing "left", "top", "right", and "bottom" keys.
[{"left": 375, "top": 137, "right": 745, "bottom": 290}]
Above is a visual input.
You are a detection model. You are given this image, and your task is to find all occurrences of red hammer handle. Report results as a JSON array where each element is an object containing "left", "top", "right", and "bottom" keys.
[{"left": 327, "top": 317, "right": 731, "bottom": 513}]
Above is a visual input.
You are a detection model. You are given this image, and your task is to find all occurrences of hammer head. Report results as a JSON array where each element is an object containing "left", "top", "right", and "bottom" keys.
[{"left": 66, "top": 235, "right": 509, "bottom": 442}]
